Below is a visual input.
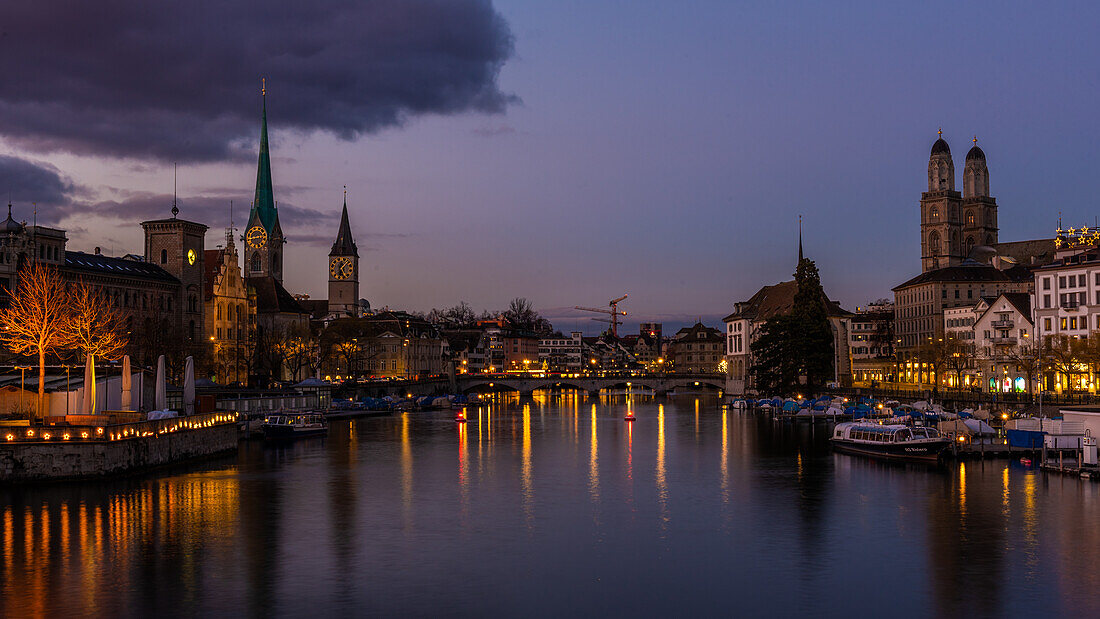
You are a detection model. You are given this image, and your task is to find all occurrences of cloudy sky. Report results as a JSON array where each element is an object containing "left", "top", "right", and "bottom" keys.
[{"left": 1, "top": 0, "right": 1098, "bottom": 333}]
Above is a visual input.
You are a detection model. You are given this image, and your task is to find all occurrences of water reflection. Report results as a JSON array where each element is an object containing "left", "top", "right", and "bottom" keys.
[{"left": 2, "top": 396, "right": 1100, "bottom": 617}]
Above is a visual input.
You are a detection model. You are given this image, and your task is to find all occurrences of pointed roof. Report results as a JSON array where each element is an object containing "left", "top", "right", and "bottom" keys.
[
  {"left": 330, "top": 195, "right": 358, "bottom": 257},
  {"left": 249, "top": 86, "right": 278, "bottom": 233},
  {"left": 798, "top": 216, "right": 804, "bottom": 262}
]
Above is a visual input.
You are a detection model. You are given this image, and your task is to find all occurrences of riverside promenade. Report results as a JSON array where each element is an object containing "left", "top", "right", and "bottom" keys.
[{"left": 0, "top": 412, "right": 238, "bottom": 482}]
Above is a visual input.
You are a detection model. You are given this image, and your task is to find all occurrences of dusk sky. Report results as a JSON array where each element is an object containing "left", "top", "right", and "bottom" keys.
[{"left": 1, "top": 1, "right": 1098, "bottom": 332}]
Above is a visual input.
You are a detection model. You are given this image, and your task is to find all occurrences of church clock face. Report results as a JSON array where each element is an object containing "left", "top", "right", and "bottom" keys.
[
  {"left": 246, "top": 226, "right": 267, "bottom": 249},
  {"left": 187, "top": 249, "right": 196, "bottom": 265},
  {"left": 330, "top": 256, "right": 353, "bottom": 280}
]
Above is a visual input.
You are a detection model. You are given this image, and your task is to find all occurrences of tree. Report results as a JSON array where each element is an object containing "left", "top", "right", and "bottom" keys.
[
  {"left": 65, "top": 281, "right": 129, "bottom": 413},
  {"left": 0, "top": 263, "right": 73, "bottom": 420},
  {"left": 790, "top": 258, "right": 835, "bottom": 391},
  {"left": 926, "top": 335, "right": 972, "bottom": 389},
  {"left": 749, "top": 314, "right": 802, "bottom": 395},
  {"left": 1044, "top": 334, "right": 1084, "bottom": 392},
  {"left": 1003, "top": 337, "right": 1040, "bottom": 395},
  {"left": 750, "top": 258, "right": 836, "bottom": 394},
  {"left": 428, "top": 302, "right": 478, "bottom": 329},
  {"left": 502, "top": 297, "right": 553, "bottom": 335}
]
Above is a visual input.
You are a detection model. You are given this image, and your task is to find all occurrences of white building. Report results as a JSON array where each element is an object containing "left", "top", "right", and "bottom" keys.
[
  {"left": 539, "top": 332, "right": 583, "bottom": 371},
  {"left": 972, "top": 293, "right": 1034, "bottom": 393}
]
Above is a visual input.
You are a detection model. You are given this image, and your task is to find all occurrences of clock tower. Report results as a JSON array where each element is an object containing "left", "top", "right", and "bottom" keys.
[
  {"left": 328, "top": 192, "right": 359, "bottom": 317},
  {"left": 142, "top": 197, "right": 208, "bottom": 350},
  {"left": 244, "top": 83, "right": 285, "bottom": 283}
]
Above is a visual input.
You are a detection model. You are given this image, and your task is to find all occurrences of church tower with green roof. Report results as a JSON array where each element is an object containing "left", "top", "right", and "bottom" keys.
[{"left": 244, "top": 81, "right": 285, "bottom": 284}]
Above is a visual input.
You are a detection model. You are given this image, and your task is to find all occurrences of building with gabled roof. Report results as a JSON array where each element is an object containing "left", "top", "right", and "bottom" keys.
[{"left": 722, "top": 233, "right": 853, "bottom": 394}]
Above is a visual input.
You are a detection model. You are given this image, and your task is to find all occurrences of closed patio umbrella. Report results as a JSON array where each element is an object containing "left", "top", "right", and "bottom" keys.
[
  {"left": 121, "top": 355, "right": 132, "bottom": 411},
  {"left": 155, "top": 355, "right": 167, "bottom": 411}
]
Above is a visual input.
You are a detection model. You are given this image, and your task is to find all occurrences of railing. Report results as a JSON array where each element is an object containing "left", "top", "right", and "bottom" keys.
[
  {"left": 1, "top": 412, "right": 238, "bottom": 444},
  {"left": 834, "top": 384, "right": 1100, "bottom": 407},
  {"left": 990, "top": 336, "right": 1017, "bottom": 345},
  {"left": 990, "top": 320, "right": 1014, "bottom": 329}
]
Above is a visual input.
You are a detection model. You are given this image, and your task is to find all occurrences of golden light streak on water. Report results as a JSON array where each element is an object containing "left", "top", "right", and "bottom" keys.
[
  {"left": 2, "top": 506, "right": 11, "bottom": 590},
  {"left": 958, "top": 462, "right": 967, "bottom": 518},
  {"left": 1002, "top": 465, "right": 1011, "bottom": 516},
  {"left": 589, "top": 404, "right": 599, "bottom": 504},
  {"left": 720, "top": 411, "right": 729, "bottom": 504},
  {"left": 657, "top": 404, "right": 669, "bottom": 527},
  {"left": 522, "top": 404, "right": 534, "bottom": 528},
  {"left": 695, "top": 398, "right": 700, "bottom": 437},
  {"left": 401, "top": 412, "right": 414, "bottom": 531}
]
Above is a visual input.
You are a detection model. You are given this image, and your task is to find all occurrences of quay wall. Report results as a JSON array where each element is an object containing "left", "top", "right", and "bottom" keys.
[{"left": 0, "top": 424, "right": 237, "bottom": 482}]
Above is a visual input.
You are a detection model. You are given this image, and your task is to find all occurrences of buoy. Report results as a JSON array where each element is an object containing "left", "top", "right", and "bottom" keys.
[
  {"left": 455, "top": 410, "right": 467, "bottom": 423},
  {"left": 624, "top": 412, "right": 635, "bottom": 422}
]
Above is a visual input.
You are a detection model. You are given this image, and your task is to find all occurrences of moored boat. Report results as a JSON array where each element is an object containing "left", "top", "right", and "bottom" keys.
[
  {"left": 830, "top": 422, "right": 949, "bottom": 463},
  {"left": 261, "top": 412, "right": 328, "bottom": 440}
]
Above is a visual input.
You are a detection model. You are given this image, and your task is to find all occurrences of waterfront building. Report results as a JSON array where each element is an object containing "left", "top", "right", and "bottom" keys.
[
  {"left": 892, "top": 262, "right": 1032, "bottom": 384},
  {"left": 972, "top": 292, "right": 1034, "bottom": 392},
  {"left": 360, "top": 311, "right": 447, "bottom": 378},
  {"left": 632, "top": 323, "right": 663, "bottom": 369},
  {"left": 723, "top": 280, "right": 852, "bottom": 394},
  {"left": 1030, "top": 232, "right": 1100, "bottom": 391},
  {"left": 581, "top": 334, "right": 638, "bottom": 372},
  {"left": 849, "top": 302, "right": 896, "bottom": 385},
  {"left": 539, "top": 331, "right": 583, "bottom": 371},
  {"left": 443, "top": 330, "right": 488, "bottom": 374},
  {"left": 0, "top": 203, "right": 207, "bottom": 372},
  {"left": 666, "top": 322, "right": 723, "bottom": 374},
  {"left": 204, "top": 228, "right": 256, "bottom": 385}
]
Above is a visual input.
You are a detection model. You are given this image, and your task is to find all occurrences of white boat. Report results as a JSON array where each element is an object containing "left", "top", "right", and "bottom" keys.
[{"left": 830, "top": 422, "right": 949, "bottom": 463}]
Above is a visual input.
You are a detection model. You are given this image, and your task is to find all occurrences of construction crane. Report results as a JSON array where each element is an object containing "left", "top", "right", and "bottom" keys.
[{"left": 575, "top": 294, "right": 628, "bottom": 338}]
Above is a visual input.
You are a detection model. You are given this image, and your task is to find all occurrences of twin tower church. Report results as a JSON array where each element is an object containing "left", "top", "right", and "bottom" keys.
[{"left": 240, "top": 89, "right": 361, "bottom": 319}]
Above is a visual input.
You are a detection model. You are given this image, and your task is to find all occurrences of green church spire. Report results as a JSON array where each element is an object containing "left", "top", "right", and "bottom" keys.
[{"left": 251, "top": 79, "right": 277, "bottom": 233}]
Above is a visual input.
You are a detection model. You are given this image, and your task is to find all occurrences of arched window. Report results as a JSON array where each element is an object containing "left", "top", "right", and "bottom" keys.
[
  {"left": 929, "top": 231, "right": 941, "bottom": 254},
  {"left": 966, "top": 211, "right": 975, "bottom": 225},
  {"left": 965, "top": 236, "right": 975, "bottom": 256},
  {"left": 250, "top": 252, "right": 261, "bottom": 273},
  {"left": 161, "top": 249, "right": 168, "bottom": 264},
  {"left": 271, "top": 253, "right": 280, "bottom": 273},
  {"left": 930, "top": 207, "right": 938, "bottom": 220}
]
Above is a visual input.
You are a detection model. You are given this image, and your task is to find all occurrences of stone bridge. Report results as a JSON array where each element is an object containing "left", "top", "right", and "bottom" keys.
[{"left": 370, "top": 373, "right": 727, "bottom": 397}]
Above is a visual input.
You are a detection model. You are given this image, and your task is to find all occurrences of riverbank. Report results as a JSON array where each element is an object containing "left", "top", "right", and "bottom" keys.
[{"left": 0, "top": 412, "right": 238, "bottom": 482}]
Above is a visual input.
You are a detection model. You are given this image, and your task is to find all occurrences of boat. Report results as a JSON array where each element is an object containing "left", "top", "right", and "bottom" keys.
[
  {"left": 261, "top": 412, "right": 328, "bottom": 439},
  {"left": 830, "top": 422, "right": 950, "bottom": 463}
]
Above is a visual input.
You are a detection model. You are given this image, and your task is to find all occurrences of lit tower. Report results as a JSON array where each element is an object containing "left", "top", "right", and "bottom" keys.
[
  {"left": 920, "top": 129, "right": 963, "bottom": 272},
  {"left": 243, "top": 79, "right": 285, "bottom": 283},
  {"left": 961, "top": 136, "right": 998, "bottom": 255},
  {"left": 328, "top": 188, "right": 360, "bottom": 317}
]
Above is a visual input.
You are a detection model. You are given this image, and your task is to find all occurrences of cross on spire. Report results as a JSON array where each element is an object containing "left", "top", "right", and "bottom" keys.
[{"left": 938, "top": 127, "right": 943, "bottom": 139}]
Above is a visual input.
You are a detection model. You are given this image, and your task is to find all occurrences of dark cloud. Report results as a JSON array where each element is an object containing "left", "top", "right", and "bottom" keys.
[
  {"left": 0, "top": 0, "right": 516, "bottom": 161},
  {"left": 0, "top": 155, "right": 75, "bottom": 206}
]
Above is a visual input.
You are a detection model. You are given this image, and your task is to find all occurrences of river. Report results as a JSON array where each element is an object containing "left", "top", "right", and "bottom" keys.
[{"left": 1, "top": 393, "right": 1097, "bottom": 618}]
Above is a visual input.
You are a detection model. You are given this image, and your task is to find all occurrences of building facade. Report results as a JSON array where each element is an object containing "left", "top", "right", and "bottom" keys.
[
  {"left": 849, "top": 302, "right": 895, "bottom": 385},
  {"left": 539, "top": 332, "right": 583, "bottom": 372},
  {"left": 667, "top": 322, "right": 723, "bottom": 373},
  {"left": 723, "top": 280, "right": 853, "bottom": 394},
  {"left": 204, "top": 230, "right": 256, "bottom": 385}
]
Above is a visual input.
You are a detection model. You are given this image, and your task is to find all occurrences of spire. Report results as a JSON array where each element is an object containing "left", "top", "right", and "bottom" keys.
[
  {"left": 171, "top": 162, "right": 179, "bottom": 218},
  {"left": 331, "top": 186, "right": 358, "bottom": 257},
  {"left": 250, "top": 78, "right": 277, "bottom": 232},
  {"left": 798, "top": 215, "right": 804, "bottom": 262}
]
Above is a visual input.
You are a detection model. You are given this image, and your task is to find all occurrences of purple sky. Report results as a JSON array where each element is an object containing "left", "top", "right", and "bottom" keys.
[{"left": 1, "top": 1, "right": 1098, "bottom": 334}]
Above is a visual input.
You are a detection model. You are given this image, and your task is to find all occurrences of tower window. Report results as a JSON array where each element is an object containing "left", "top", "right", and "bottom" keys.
[
  {"left": 161, "top": 249, "right": 168, "bottom": 264},
  {"left": 930, "top": 207, "right": 938, "bottom": 220},
  {"left": 966, "top": 211, "right": 975, "bottom": 225},
  {"left": 251, "top": 252, "right": 261, "bottom": 273}
]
